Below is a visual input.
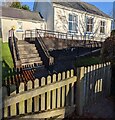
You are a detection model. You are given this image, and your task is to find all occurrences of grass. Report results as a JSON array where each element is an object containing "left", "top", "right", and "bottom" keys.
[
  {"left": 1, "top": 39, "right": 14, "bottom": 81},
  {"left": 2, "top": 42, "right": 14, "bottom": 68},
  {"left": 75, "top": 55, "right": 102, "bottom": 67}
]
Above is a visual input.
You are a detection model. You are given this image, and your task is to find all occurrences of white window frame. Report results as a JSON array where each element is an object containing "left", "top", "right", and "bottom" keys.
[
  {"left": 68, "top": 14, "right": 78, "bottom": 34},
  {"left": 100, "top": 21, "right": 105, "bottom": 34},
  {"left": 86, "top": 17, "right": 93, "bottom": 33},
  {"left": 17, "top": 21, "right": 23, "bottom": 32}
]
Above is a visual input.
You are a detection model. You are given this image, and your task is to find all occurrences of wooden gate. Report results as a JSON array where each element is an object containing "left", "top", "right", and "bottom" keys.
[{"left": 1, "top": 62, "right": 111, "bottom": 119}]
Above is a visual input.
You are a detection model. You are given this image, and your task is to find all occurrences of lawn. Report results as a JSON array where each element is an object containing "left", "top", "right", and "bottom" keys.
[
  {"left": 75, "top": 55, "right": 102, "bottom": 67},
  {"left": 2, "top": 42, "right": 14, "bottom": 68},
  {"left": 1, "top": 39, "right": 14, "bottom": 80}
]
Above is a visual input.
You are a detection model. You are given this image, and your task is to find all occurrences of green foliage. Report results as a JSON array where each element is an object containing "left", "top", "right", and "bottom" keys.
[
  {"left": 111, "top": 30, "right": 115, "bottom": 37},
  {"left": 10, "top": 2, "right": 22, "bottom": 9},
  {"left": 75, "top": 56, "right": 101, "bottom": 67},
  {"left": 22, "top": 5, "right": 30, "bottom": 11},
  {"left": 10, "top": 2, "right": 30, "bottom": 11},
  {"left": 101, "top": 36, "right": 115, "bottom": 62}
]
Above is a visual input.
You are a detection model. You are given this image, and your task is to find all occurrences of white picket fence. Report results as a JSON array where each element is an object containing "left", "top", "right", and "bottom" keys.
[{"left": 1, "top": 62, "right": 111, "bottom": 119}]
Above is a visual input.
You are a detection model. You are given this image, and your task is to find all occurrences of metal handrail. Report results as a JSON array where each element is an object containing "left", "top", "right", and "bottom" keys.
[
  {"left": 13, "top": 32, "right": 20, "bottom": 60},
  {"left": 36, "top": 30, "right": 51, "bottom": 57},
  {"left": 9, "top": 30, "right": 20, "bottom": 61},
  {"left": 24, "top": 29, "right": 103, "bottom": 49}
]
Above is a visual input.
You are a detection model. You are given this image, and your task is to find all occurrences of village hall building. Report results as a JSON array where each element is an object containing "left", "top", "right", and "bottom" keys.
[
  {"left": 0, "top": 6, "right": 46, "bottom": 42},
  {"left": 33, "top": 1, "right": 112, "bottom": 41}
]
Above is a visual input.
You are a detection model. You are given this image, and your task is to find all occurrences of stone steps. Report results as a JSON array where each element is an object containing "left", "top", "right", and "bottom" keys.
[
  {"left": 18, "top": 46, "right": 36, "bottom": 51},
  {"left": 19, "top": 49, "right": 38, "bottom": 55},
  {"left": 17, "top": 40, "right": 43, "bottom": 66},
  {"left": 19, "top": 53, "right": 40, "bottom": 59},
  {"left": 21, "top": 57, "right": 41, "bottom": 63},
  {"left": 21, "top": 61, "right": 43, "bottom": 66}
]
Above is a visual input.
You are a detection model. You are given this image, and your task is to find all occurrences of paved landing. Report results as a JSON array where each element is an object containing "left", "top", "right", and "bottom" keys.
[
  {"left": 83, "top": 97, "right": 115, "bottom": 119},
  {"left": 65, "top": 96, "right": 115, "bottom": 119}
]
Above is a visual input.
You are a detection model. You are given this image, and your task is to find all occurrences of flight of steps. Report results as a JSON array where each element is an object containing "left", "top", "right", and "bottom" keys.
[{"left": 17, "top": 40, "right": 43, "bottom": 66}]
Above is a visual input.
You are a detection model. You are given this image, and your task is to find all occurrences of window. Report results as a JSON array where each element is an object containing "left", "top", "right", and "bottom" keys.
[
  {"left": 86, "top": 17, "right": 93, "bottom": 32},
  {"left": 100, "top": 21, "right": 105, "bottom": 34},
  {"left": 17, "top": 21, "right": 23, "bottom": 31},
  {"left": 68, "top": 14, "right": 78, "bottom": 33}
]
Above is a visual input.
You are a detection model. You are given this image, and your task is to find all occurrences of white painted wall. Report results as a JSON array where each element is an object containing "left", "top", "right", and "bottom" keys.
[
  {"left": 1, "top": 17, "right": 46, "bottom": 42},
  {"left": 53, "top": 4, "right": 111, "bottom": 41},
  {"left": 34, "top": 1, "right": 54, "bottom": 31},
  {"left": 34, "top": 2, "right": 111, "bottom": 41}
]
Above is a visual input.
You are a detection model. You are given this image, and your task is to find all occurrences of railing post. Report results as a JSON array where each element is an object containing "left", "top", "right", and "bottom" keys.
[
  {"left": 76, "top": 67, "right": 85, "bottom": 115},
  {"left": 25, "top": 30, "right": 26, "bottom": 40},
  {"left": 31, "top": 30, "right": 32, "bottom": 41}
]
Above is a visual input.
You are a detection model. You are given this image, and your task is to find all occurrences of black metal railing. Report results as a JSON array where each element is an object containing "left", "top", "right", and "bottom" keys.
[
  {"left": 23, "top": 29, "right": 54, "bottom": 66},
  {"left": 24, "top": 29, "right": 103, "bottom": 48},
  {"left": 9, "top": 30, "right": 20, "bottom": 67},
  {"left": 12, "top": 32, "right": 20, "bottom": 61}
]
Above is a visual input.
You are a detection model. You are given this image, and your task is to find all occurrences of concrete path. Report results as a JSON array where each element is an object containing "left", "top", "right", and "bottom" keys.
[{"left": 65, "top": 96, "right": 115, "bottom": 119}]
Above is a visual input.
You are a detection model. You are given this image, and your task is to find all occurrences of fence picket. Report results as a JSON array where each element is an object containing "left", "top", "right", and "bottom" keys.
[
  {"left": 87, "top": 66, "right": 90, "bottom": 105},
  {"left": 10, "top": 84, "right": 16, "bottom": 116},
  {"left": 47, "top": 76, "right": 51, "bottom": 110},
  {"left": 103, "top": 63, "right": 107, "bottom": 96},
  {"left": 27, "top": 80, "right": 33, "bottom": 113},
  {"left": 93, "top": 64, "right": 96, "bottom": 102},
  {"left": 34, "top": 79, "right": 39, "bottom": 112},
  {"left": 41, "top": 77, "right": 46, "bottom": 111},
  {"left": 19, "top": 82, "right": 25, "bottom": 114},
  {"left": 108, "top": 62, "right": 111, "bottom": 95},
  {"left": 52, "top": 74, "right": 56, "bottom": 109},
  {"left": 62, "top": 72, "right": 66, "bottom": 107},
  {"left": 106, "top": 62, "right": 111, "bottom": 96},
  {"left": 66, "top": 83, "right": 69, "bottom": 106},
  {"left": 62, "top": 72, "right": 66, "bottom": 79},
  {"left": 57, "top": 73, "right": 61, "bottom": 108},
  {"left": 67, "top": 70, "right": 70, "bottom": 78},
  {"left": 71, "top": 69, "right": 74, "bottom": 77},
  {"left": 90, "top": 65, "right": 94, "bottom": 104},
  {"left": 3, "top": 87, "right": 8, "bottom": 117},
  {"left": 71, "top": 80, "right": 74, "bottom": 105},
  {"left": 94, "top": 64, "right": 98, "bottom": 97},
  {"left": 84, "top": 67, "right": 87, "bottom": 105},
  {"left": 3, "top": 107, "right": 8, "bottom": 118}
]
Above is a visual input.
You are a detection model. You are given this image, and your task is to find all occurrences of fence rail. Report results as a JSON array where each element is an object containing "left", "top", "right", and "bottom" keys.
[
  {"left": 2, "top": 62, "right": 111, "bottom": 119},
  {"left": 24, "top": 29, "right": 103, "bottom": 49}
]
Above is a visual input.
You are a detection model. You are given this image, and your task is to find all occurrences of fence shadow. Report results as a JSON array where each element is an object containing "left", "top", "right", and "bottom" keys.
[
  {"left": 64, "top": 63, "right": 111, "bottom": 118},
  {"left": 2, "top": 62, "right": 111, "bottom": 119}
]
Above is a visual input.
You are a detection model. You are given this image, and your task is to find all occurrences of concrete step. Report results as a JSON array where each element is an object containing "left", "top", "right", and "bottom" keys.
[
  {"left": 17, "top": 40, "right": 29, "bottom": 44},
  {"left": 21, "top": 60, "right": 43, "bottom": 66},
  {"left": 19, "top": 49, "right": 38, "bottom": 54},
  {"left": 17, "top": 44, "right": 35, "bottom": 48},
  {"left": 21, "top": 57, "right": 41, "bottom": 63},
  {"left": 19, "top": 53, "right": 40, "bottom": 59},
  {"left": 18, "top": 46, "right": 37, "bottom": 51}
]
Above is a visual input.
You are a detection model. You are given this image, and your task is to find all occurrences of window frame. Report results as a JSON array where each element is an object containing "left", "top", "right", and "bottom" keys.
[
  {"left": 17, "top": 21, "right": 23, "bottom": 32},
  {"left": 68, "top": 14, "right": 78, "bottom": 34},
  {"left": 100, "top": 21, "right": 105, "bottom": 34},
  {"left": 86, "top": 17, "right": 94, "bottom": 33}
]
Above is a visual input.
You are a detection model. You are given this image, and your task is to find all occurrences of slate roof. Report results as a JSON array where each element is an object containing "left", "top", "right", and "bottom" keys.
[
  {"left": 53, "top": 2, "right": 111, "bottom": 18},
  {"left": 1, "top": 6, "right": 44, "bottom": 21}
]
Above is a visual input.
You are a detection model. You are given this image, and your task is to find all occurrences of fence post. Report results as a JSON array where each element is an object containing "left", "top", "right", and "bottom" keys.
[
  {"left": 106, "top": 62, "right": 111, "bottom": 96},
  {"left": 19, "top": 82, "right": 25, "bottom": 114},
  {"left": 76, "top": 67, "right": 85, "bottom": 115}
]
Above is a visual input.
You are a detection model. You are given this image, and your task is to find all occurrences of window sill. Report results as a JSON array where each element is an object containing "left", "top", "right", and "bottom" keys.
[
  {"left": 85, "top": 32, "right": 93, "bottom": 34},
  {"left": 16, "top": 30, "right": 24, "bottom": 32},
  {"left": 68, "top": 31, "right": 78, "bottom": 34},
  {"left": 100, "top": 33, "right": 105, "bottom": 35}
]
